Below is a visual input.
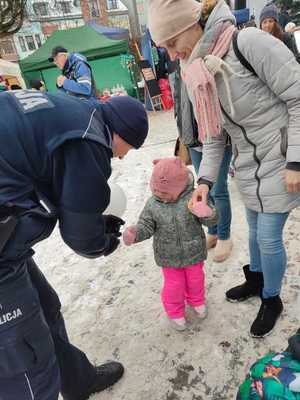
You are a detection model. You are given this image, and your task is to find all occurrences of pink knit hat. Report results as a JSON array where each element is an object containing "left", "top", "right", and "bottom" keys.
[
  {"left": 150, "top": 157, "right": 189, "bottom": 198},
  {"left": 148, "top": 0, "right": 203, "bottom": 45}
]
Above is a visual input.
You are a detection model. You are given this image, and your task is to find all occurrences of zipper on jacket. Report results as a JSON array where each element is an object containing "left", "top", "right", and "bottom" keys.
[
  {"left": 232, "top": 144, "right": 239, "bottom": 170},
  {"left": 173, "top": 206, "right": 184, "bottom": 266},
  {"left": 220, "top": 104, "right": 264, "bottom": 213}
]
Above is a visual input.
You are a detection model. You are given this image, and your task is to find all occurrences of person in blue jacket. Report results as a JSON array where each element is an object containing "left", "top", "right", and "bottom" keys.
[
  {"left": 0, "top": 90, "right": 148, "bottom": 400},
  {"left": 49, "top": 46, "right": 96, "bottom": 98}
]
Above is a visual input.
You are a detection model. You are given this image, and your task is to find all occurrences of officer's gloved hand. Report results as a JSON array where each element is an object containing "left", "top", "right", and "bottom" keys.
[
  {"left": 103, "top": 215, "right": 125, "bottom": 237},
  {"left": 103, "top": 234, "right": 120, "bottom": 256}
]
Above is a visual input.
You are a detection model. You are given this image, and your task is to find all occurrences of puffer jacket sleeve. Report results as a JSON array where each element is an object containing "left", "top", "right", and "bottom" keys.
[
  {"left": 197, "top": 130, "right": 227, "bottom": 184},
  {"left": 237, "top": 27, "right": 300, "bottom": 164},
  {"left": 135, "top": 198, "right": 156, "bottom": 243}
]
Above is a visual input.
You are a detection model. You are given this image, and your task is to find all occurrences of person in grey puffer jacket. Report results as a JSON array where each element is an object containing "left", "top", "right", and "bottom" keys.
[
  {"left": 149, "top": 0, "right": 300, "bottom": 339},
  {"left": 173, "top": 60, "right": 233, "bottom": 263},
  {"left": 123, "top": 157, "right": 217, "bottom": 331}
]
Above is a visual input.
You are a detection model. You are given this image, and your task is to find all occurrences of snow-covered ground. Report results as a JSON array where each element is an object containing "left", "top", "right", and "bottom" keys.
[{"left": 34, "top": 110, "right": 300, "bottom": 400}]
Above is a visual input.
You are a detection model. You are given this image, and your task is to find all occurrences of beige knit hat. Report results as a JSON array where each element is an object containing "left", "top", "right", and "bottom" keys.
[{"left": 148, "top": 0, "right": 203, "bottom": 45}]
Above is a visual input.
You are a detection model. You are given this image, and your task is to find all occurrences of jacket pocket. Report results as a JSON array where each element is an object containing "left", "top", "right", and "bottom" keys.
[{"left": 280, "top": 127, "right": 288, "bottom": 158}]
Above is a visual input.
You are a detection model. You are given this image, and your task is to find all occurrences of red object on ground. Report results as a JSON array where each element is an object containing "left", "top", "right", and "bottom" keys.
[{"left": 158, "top": 78, "right": 174, "bottom": 110}]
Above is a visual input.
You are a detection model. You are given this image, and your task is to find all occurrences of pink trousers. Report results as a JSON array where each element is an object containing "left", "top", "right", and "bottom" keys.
[{"left": 161, "top": 261, "right": 205, "bottom": 319}]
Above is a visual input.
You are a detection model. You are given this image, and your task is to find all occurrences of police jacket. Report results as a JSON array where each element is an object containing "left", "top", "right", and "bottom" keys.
[
  {"left": 0, "top": 90, "right": 112, "bottom": 262},
  {"left": 60, "top": 53, "right": 96, "bottom": 98}
]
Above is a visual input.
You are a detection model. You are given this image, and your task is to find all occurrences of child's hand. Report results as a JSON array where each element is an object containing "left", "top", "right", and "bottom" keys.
[
  {"left": 123, "top": 226, "right": 137, "bottom": 246},
  {"left": 190, "top": 201, "right": 213, "bottom": 218}
]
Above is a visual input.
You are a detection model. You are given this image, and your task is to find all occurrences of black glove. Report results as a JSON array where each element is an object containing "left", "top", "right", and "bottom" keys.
[
  {"left": 103, "top": 234, "right": 120, "bottom": 256},
  {"left": 103, "top": 215, "right": 125, "bottom": 237}
]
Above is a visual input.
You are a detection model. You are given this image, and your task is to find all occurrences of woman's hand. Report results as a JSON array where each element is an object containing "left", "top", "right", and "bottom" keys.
[
  {"left": 188, "top": 184, "right": 210, "bottom": 211},
  {"left": 285, "top": 169, "right": 300, "bottom": 193}
]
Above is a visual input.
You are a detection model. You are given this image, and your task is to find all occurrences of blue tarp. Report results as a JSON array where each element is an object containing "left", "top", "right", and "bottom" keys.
[
  {"left": 141, "top": 29, "right": 155, "bottom": 110},
  {"left": 87, "top": 21, "right": 130, "bottom": 40},
  {"left": 141, "top": 29, "right": 154, "bottom": 69},
  {"left": 233, "top": 8, "right": 250, "bottom": 24}
]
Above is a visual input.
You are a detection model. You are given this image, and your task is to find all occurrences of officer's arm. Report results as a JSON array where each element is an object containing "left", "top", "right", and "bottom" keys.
[
  {"left": 57, "top": 140, "right": 113, "bottom": 258},
  {"left": 62, "top": 62, "right": 92, "bottom": 97}
]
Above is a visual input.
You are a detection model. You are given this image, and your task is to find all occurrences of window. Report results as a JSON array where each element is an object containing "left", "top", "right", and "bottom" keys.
[
  {"left": 0, "top": 40, "right": 15, "bottom": 55},
  {"left": 25, "top": 36, "right": 36, "bottom": 51},
  {"left": 35, "top": 34, "right": 42, "bottom": 48},
  {"left": 33, "top": 2, "right": 49, "bottom": 16},
  {"left": 18, "top": 36, "right": 27, "bottom": 52},
  {"left": 89, "top": 0, "right": 100, "bottom": 17},
  {"left": 107, "top": 0, "right": 118, "bottom": 10},
  {"left": 59, "top": 1, "right": 71, "bottom": 13}
]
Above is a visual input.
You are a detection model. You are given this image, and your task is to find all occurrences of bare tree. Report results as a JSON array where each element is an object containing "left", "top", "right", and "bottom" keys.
[{"left": 0, "top": 0, "right": 27, "bottom": 37}]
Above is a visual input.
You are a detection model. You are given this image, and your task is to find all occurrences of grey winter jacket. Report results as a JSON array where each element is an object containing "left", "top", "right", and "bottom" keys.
[
  {"left": 134, "top": 179, "right": 218, "bottom": 268},
  {"left": 186, "top": 1, "right": 300, "bottom": 213}
]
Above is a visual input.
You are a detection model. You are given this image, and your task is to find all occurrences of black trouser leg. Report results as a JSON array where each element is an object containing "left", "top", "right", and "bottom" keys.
[
  {"left": 0, "top": 261, "right": 60, "bottom": 400},
  {"left": 27, "top": 258, "right": 96, "bottom": 400}
]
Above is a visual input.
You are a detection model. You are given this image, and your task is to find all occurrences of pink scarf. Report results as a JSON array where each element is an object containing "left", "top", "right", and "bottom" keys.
[{"left": 182, "top": 24, "right": 236, "bottom": 142}]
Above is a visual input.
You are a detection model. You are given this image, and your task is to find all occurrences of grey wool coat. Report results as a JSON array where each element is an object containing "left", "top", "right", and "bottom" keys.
[
  {"left": 134, "top": 179, "right": 218, "bottom": 268},
  {"left": 186, "top": 1, "right": 300, "bottom": 213}
]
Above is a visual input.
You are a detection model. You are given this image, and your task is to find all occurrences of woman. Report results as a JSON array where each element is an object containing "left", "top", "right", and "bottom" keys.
[
  {"left": 260, "top": 3, "right": 299, "bottom": 57},
  {"left": 149, "top": 0, "right": 300, "bottom": 338},
  {"left": 173, "top": 61, "right": 233, "bottom": 262}
]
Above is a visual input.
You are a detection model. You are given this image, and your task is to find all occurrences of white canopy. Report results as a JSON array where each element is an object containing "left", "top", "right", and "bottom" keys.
[{"left": 0, "top": 59, "right": 26, "bottom": 88}]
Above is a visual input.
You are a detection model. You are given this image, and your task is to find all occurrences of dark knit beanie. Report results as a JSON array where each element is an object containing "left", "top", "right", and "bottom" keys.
[
  {"left": 102, "top": 96, "right": 149, "bottom": 149},
  {"left": 259, "top": 3, "right": 278, "bottom": 25}
]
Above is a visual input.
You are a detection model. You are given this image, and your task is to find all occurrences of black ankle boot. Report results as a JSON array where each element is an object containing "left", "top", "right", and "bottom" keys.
[
  {"left": 250, "top": 296, "right": 283, "bottom": 338},
  {"left": 226, "top": 265, "right": 264, "bottom": 302},
  {"left": 78, "top": 361, "right": 124, "bottom": 400}
]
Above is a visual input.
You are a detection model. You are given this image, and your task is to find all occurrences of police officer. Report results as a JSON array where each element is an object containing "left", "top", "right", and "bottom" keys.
[
  {"left": 0, "top": 90, "right": 148, "bottom": 400},
  {"left": 49, "top": 46, "right": 96, "bottom": 98}
]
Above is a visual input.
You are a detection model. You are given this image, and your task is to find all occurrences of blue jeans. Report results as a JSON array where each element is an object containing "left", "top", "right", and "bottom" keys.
[
  {"left": 189, "top": 146, "right": 232, "bottom": 240},
  {"left": 246, "top": 208, "right": 289, "bottom": 299}
]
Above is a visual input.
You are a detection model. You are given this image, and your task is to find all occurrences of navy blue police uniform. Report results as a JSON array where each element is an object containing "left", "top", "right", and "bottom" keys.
[{"left": 0, "top": 90, "right": 129, "bottom": 400}]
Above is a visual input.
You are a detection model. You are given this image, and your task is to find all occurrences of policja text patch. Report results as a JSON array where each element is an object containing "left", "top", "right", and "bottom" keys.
[{"left": 8, "top": 90, "right": 55, "bottom": 114}]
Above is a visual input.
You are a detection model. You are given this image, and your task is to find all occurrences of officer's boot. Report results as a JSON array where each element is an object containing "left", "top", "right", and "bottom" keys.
[
  {"left": 78, "top": 361, "right": 124, "bottom": 400},
  {"left": 226, "top": 264, "right": 263, "bottom": 302}
]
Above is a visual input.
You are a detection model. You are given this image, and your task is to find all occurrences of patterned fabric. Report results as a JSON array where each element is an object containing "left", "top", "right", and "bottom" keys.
[{"left": 237, "top": 352, "right": 300, "bottom": 399}]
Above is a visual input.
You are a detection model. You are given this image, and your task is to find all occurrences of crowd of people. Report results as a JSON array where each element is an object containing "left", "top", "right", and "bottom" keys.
[{"left": 1, "top": 0, "right": 300, "bottom": 399}]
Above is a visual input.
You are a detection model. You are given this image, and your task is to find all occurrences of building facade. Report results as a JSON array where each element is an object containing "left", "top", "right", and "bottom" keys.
[
  {"left": 80, "top": 0, "right": 108, "bottom": 25},
  {"left": 106, "top": 0, "right": 130, "bottom": 31},
  {"left": 27, "top": 0, "right": 85, "bottom": 38},
  {"left": 14, "top": 21, "right": 45, "bottom": 60},
  {"left": 0, "top": 34, "right": 19, "bottom": 62}
]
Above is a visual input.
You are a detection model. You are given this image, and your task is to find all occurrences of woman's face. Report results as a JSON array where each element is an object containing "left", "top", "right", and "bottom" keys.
[
  {"left": 261, "top": 18, "right": 276, "bottom": 34},
  {"left": 159, "top": 23, "right": 203, "bottom": 62}
]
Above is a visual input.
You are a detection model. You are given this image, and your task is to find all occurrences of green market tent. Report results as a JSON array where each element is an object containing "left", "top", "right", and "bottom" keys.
[{"left": 19, "top": 25, "right": 135, "bottom": 95}]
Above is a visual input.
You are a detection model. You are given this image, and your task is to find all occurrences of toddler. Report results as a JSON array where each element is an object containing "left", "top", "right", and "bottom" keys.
[{"left": 123, "top": 157, "right": 217, "bottom": 331}]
